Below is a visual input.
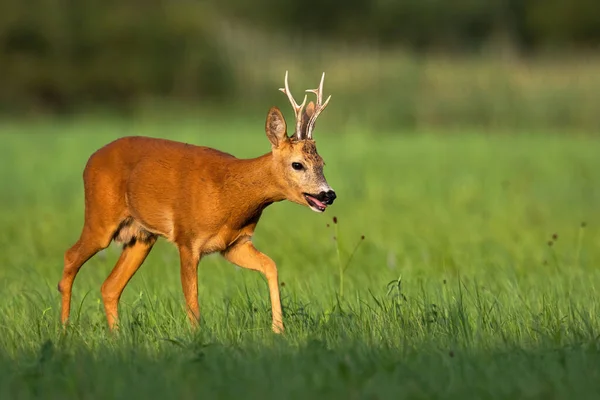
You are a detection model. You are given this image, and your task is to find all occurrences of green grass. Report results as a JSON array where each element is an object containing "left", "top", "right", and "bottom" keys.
[{"left": 1, "top": 116, "right": 599, "bottom": 399}]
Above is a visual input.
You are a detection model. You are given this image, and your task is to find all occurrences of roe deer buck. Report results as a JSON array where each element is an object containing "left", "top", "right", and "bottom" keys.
[{"left": 58, "top": 71, "right": 336, "bottom": 333}]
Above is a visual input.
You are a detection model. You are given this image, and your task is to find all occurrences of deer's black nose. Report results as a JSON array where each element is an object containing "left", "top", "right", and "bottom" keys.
[{"left": 323, "top": 190, "right": 336, "bottom": 205}]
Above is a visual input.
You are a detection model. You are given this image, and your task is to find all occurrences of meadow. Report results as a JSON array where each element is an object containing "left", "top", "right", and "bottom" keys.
[{"left": 0, "top": 115, "right": 599, "bottom": 399}]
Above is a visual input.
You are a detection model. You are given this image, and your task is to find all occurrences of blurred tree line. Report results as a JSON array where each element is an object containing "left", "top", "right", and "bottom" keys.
[
  {"left": 0, "top": 0, "right": 598, "bottom": 114},
  {"left": 226, "top": 0, "right": 600, "bottom": 52}
]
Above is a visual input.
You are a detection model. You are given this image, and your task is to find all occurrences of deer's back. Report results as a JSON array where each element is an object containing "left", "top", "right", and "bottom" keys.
[
  {"left": 83, "top": 136, "right": 240, "bottom": 245},
  {"left": 85, "top": 135, "right": 236, "bottom": 190}
]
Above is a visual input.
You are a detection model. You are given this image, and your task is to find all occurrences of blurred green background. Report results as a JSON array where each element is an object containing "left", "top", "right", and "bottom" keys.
[
  {"left": 2, "top": 3, "right": 600, "bottom": 398},
  {"left": 1, "top": 0, "right": 599, "bottom": 132}
]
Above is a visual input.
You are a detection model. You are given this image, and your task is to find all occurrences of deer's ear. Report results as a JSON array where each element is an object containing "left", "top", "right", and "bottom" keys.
[
  {"left": 265, "top": 106, "right": 288, "bottom": 148},
  {"left": 299, "top": 101, "right": 315, "bottom": 138}
]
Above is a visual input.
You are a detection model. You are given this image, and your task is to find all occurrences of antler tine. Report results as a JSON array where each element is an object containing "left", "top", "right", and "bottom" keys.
[
  {"left": 305, "top": 72, "right": 331, "bottom": 139},
  {"left": 305, "top": 72, "right": 325, "bottom": 104},
  {"left": 279, "top": 71, "right": 307, "bottom": 140}
]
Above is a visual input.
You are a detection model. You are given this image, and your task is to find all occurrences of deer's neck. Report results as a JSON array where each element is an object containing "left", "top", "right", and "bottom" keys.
[{"left": 228, "top": 152, "right": 285, "bottom": 214}]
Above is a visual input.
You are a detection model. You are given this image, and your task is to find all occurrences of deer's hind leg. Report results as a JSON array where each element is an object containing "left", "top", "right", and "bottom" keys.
[
  {"left": 59, "top": 172, "right": 127, "bottom": 326},
  {"left": 59, "top": 221, "right": 118, "bottom": 326},
  {"left": 101, "top": 232, "right": 157, "bottom": 331}
]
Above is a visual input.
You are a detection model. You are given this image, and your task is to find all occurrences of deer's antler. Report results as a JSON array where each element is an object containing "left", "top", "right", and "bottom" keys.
[
  {"left": 279, "top": 71, "right": 307, "bottom": 140},
  {"left": 305, "top": 72, "right": 331, "bottom": 140}
]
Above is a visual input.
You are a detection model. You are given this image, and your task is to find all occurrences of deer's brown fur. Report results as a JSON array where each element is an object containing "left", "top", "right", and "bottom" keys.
[{"left": 58, "top": 73, "right": 336, "bottom": 333}]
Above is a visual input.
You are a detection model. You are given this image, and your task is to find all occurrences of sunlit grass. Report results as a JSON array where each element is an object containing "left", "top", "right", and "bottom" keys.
[{"left": 0, "top": 116, "right": 599, "bottom": 398}]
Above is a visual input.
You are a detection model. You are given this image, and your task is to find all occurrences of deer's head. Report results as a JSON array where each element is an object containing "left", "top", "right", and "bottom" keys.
[{"left": 265, "top": 71, "right": 336, "bottom": 213}]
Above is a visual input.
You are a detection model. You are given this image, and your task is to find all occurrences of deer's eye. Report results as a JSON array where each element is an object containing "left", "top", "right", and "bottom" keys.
[{"left": 292, "top": 162, "right": 304, "bottom": 171}]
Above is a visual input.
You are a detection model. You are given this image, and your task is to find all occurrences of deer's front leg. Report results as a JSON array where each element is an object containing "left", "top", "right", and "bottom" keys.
[
  {"left": 177, "top": 245, "right": 201, "bottom": 329},
  {"left": 222, "top": 240, "right": 284, "bottom": 333}
]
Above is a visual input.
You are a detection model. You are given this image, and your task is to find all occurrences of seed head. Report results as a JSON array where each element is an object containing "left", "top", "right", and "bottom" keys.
[
  {"left": 333, "top": 216, "right": 338, "bottom": 224},
  {"left": 361, "top": 235, "right": 365, "bottom": 240},
  {"left": 552, "top": 233, "right": 558, "bottom": 241},
  {"left": 547, "top": 241, "right": 553, "bottom": 247}
]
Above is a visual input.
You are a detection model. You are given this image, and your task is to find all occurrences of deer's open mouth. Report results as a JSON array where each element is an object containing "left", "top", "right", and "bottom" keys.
[{"left": 304, "top": 193, "right": 328, "bottom": 213}]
